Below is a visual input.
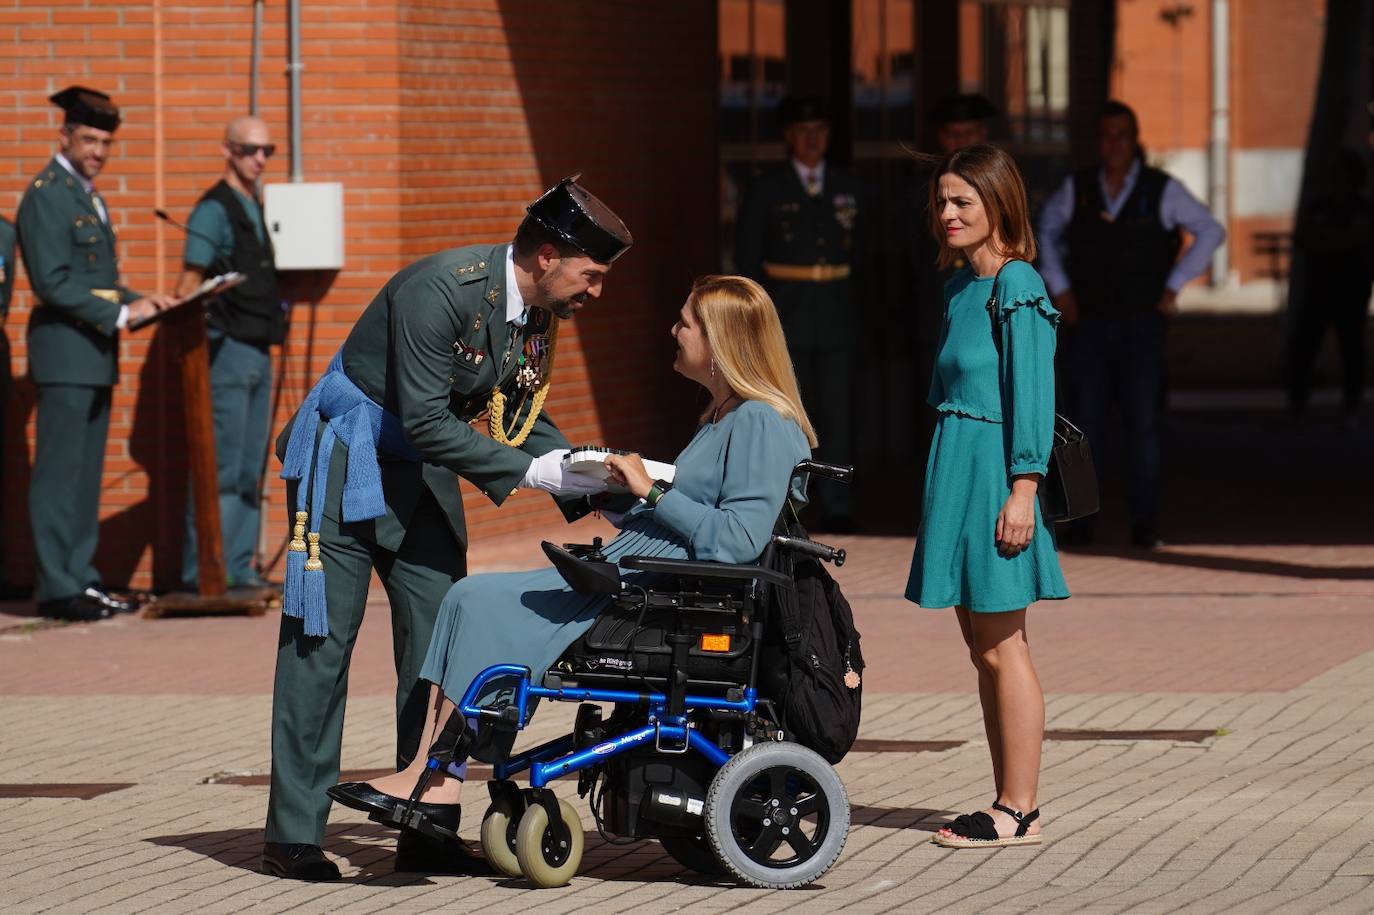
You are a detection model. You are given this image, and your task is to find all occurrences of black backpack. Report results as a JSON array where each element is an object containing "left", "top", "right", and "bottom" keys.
[{"left": 760, "top": 521, "right": 865, "bottom": 764}]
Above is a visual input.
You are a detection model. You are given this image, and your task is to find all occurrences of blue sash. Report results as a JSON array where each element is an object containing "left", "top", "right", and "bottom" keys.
[{"left": 279, "top": 351, "right": 421, "bottom": 636}]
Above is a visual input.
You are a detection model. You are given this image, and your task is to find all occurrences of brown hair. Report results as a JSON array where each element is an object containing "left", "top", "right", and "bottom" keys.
[
  {"left": 925, "top": 144, "right": 1037, "bottom": 270},
  {"left": 687, "top": 275, "right": 818, "bottom": 447}
]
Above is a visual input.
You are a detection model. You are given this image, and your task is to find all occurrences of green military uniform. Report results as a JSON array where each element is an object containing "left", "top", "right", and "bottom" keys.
[
  {"left": 266, "top": 243, "right": 584, "bottom": 847},
  {"left": 0, "top": 217, "right": 15, "bottom": 577},
  {"left": 17, "top": 156, "right": 142, "bottom": 605},
  {"left": 734, "top": 161, "right": 862, "bottom": 523}
]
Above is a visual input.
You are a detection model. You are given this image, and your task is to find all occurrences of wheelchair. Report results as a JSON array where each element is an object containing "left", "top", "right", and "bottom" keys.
[{"left": 380, "top": 460, "right": 854, "bottom": 889}]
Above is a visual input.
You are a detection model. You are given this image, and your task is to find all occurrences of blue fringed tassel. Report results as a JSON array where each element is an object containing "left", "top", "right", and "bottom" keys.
[
  {"left": 283, "top": 510, "right": 308, "bottom": 620},
  {"left": 301, "top": 531, "right": 329, "bottom": 637}
]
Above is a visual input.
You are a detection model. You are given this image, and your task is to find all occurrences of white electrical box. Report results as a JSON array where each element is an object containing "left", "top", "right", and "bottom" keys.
[{"left": 264, "top": 182, "right": 345, "bottom": 270}]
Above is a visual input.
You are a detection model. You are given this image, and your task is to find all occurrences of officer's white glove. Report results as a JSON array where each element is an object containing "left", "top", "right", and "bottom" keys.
[{"left": 520, "top": 449, "right": 607, "bottom": 496}]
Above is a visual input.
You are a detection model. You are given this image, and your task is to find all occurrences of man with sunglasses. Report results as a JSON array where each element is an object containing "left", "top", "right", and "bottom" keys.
[
  {"left": 16, "top": 86, "right": 173, "bottom": 622},
  {"left": 173, "top": 116, "right": 284, "bottom": 594}
]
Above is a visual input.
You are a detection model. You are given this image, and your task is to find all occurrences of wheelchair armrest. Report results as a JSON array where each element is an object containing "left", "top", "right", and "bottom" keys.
[{"left": 619, "top": 555, "right": 793, "bottom": 590}]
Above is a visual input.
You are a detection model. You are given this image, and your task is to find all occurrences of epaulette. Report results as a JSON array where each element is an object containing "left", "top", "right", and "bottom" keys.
[
  {"left": 452, "top": 255, "right": 491, "bottom": 285},
  {"left": 31, "top": 169, "right": 59, "bottom": 190}
]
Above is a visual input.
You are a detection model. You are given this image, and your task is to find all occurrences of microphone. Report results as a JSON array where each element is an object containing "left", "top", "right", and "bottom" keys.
[{"left": 154, "top": 208, "right": 222, "bottom": 249}]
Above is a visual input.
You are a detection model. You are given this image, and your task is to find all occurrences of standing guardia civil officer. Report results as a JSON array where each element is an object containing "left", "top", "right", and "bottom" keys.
[
  {"left": 734, "top": 95, "right": 862, "bottom": 531},
  {"left": 262, "top": 177, "right": 629, "bottom": 881},
  {"left": 0, "top": 214, "right": 16, "bottom": 591},
  {"left": 175, "top": 116, "right": 283, "bottom": 593},
  {"left": 16, "top": 87, "right": 172, "bottom": 622}
]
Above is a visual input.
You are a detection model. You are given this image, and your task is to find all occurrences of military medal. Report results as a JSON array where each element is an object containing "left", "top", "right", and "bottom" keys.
[{"left": 489, "top": 313, "right": 560, "bottom": 448}]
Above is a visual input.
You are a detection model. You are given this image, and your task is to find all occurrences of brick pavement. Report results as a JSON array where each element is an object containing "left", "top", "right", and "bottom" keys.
[{"left": 2, "top": 528, "right": 1372, "bottom": 913}]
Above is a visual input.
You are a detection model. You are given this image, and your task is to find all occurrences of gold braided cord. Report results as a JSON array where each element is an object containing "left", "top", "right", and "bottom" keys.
[{"left": 489, "top": 316, "right": 559, "bottom": 448}]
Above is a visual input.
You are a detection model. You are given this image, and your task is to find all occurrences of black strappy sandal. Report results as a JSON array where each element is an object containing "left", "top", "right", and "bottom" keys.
[{"left": 932, "top": 802, "right": 1043, "bottom": 848}]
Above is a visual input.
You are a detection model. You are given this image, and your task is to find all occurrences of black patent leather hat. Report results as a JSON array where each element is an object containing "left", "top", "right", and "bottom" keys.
[
  {"left": 525, "top": 175, "right": 633, "bottom": 264},
  {"left": 50, "top": 86, "right": 121, "bottom": 132}
]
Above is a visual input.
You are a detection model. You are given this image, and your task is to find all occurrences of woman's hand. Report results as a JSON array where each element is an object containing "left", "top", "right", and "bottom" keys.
[
  {"left": 995, "top": 476, "right": 1040, "bottom": 557},
  {"left": 603, "top": 453, "right": 654, "bottom": 500}
]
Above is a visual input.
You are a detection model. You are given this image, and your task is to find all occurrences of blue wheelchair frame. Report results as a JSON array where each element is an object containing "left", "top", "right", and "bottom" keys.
[{"left": 445, "top": 663, "right": 749, "bottom": 789}]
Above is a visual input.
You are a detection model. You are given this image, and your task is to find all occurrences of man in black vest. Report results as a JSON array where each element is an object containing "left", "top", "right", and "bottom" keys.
[
  {"left": 174, "top": 115, "right": 284, "bottom": 591},
  {"left": 1039, "top": 101, "right": 1225, "bottom": 547}
]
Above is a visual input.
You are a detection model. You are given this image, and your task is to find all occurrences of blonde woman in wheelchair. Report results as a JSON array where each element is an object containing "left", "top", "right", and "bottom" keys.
[{"left": 328, "top": 274, "right": 817, "bottom": 870}]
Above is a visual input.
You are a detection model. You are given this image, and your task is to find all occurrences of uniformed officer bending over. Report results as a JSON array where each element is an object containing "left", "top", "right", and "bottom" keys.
[
  {"left": 734, "top": 95, "right": 861, "bottom": 531},
  {"left": 16, "top": 86, "right": 173, "bottom": 622},
  {"left": 175, "top": 116, "right": 283, "bottom": 593},
  {"left": 262, "top": 177, "right": 631, "bottom": 881}
]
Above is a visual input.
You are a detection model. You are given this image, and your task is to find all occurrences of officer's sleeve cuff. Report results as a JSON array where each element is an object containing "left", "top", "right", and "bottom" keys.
[{"left": 115, "top": 305, "right": 129, "bottom": 330}]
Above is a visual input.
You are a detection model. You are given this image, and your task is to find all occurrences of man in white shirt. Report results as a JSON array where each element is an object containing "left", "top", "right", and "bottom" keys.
[{"left": 1037, "top": 100, "right": 1225, "bottom": 547}]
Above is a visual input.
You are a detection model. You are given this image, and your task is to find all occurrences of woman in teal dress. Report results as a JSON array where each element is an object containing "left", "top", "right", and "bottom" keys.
[
  {"left": 329, "top": 275, "right": 816, "bottom": 846},
  {"left": 906, "top": 145, "right": 1068, "bottom": 849}
]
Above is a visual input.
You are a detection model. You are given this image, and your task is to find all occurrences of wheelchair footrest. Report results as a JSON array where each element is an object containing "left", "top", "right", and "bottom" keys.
[{"left": 369, "top": 804, "right": 459, "bottom": 844}]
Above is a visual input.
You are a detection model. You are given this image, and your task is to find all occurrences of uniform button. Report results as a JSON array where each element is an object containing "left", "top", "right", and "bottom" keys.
[{"left": 89, "top": 235, "right": 98, "bottom": 243}]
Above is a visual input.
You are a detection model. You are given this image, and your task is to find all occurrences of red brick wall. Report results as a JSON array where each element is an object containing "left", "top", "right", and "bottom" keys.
[{"left": 1, "top": 0, "right": 717, "bottom": 591}]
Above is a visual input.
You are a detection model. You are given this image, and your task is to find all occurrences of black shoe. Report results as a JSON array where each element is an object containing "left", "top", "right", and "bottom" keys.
[
  {"left": 326, "top": 781, "right": 460, "bottom": 835},
  {"left": 395, "top": 831, "right": 495, "bottom": 876},
  {"left": 1131, "top": 519, "right": 1163, "bottom": 549},
  {"left": 37, "top": 594, "right": 111, "bottom": 622},
  {"left": 260, "top": 842, "right": 341, "bottom": 881},
  {"left": 84, "top": 586, "right": 138, "bottom": 614}
]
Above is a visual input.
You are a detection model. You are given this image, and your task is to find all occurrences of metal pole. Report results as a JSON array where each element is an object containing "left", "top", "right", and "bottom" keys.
[
  {"left": 288, "top": 0, "right": 304, "bottom": 182},
  {"left": 1208, "top": 0, "right": 1229, "bottom": 286},
  {"left": 250, "top": 0, "right": 263, "bottom": 116}
]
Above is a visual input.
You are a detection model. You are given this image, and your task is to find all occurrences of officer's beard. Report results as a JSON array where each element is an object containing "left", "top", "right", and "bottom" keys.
[{"left": 535, "top": 266, "right": 584, "bottom": 319}]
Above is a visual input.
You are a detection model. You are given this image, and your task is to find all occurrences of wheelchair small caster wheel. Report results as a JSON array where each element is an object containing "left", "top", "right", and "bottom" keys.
[
  {"left": 479, "top": 795, "right": 523, "bottom": 879},
  {"left": 514, "top": 796, "right": 583, "bottom": 887},
  {"left": 704, "top": 742, "right": 849, "bottom": 889}
]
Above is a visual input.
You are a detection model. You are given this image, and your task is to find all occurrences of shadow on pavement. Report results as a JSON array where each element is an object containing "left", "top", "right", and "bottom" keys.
[
  {"left": 851, "top": 804, "right": 956, "bottom": 833},
  {"left": 1063, "top": 544, "right": 1374, "bottom": 581}
]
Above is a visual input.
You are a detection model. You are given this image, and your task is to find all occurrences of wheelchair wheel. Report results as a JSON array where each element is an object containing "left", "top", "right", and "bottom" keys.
[
  {"left": 479, "top": 795, "right": 523, "bottom": 879},
  {"left": 514, "top": 796, "right": 584, "bottom": 887},
  {"left": 659, "top": 834, "right": 726, "bottom": 876},
  {"left": 703, "top": 742, "right": 849, "bottom": 889}
]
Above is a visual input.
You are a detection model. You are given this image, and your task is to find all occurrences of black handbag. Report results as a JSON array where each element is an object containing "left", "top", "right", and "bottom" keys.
[{"left": 987, "top": 261, "right": 1100, "bottom": 523}]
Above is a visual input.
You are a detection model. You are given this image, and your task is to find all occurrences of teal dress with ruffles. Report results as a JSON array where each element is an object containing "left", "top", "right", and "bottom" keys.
[{"left": 905, "top": 261, "right": 1070, "bottom": 612}]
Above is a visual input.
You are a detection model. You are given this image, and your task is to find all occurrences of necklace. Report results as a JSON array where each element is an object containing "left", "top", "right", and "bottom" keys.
[{"left": 710, "top": 393, "right": 739, "bottom": 423}]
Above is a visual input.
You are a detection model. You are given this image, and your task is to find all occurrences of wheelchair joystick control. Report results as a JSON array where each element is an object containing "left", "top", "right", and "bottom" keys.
[{"left": 586, "top": 537, "right": 607, "bottom": 563}]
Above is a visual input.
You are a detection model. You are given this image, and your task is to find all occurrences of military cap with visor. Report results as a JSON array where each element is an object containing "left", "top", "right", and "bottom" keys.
[
  {"left": 50, "top": 85, "right": 122, "bottom": 132},
  {"left": 525, "top": 175, "right": 633, "bottom": 264},
  {"left": 929, "top": 92, "right": 999, "bottom": 126},
  {"left": 777, "top": 95, "right": 829, "bottom": 128}
]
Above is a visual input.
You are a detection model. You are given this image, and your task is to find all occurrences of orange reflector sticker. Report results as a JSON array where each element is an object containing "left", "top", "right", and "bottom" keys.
[{"left": 700, "top": 634, "right": 731, "bottom": 652}]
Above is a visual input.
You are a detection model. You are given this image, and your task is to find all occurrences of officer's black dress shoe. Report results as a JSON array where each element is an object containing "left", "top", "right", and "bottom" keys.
[
  {"left": 395, "top": 831, "right": 495, "bottom": 876},
  {"left": 37, "top": 594, "right": 111, "bottom": 622},
  {"left": 1130, "top": 519, "right": 1164, "bottom": 549},
  {"left": 260, "top": 842, "right": 341, "bottom": 881},
  {"left": 326, "top": 781, "right": 460, "bottom": 835},
  {"left": 83, "top": 586, "right": 138, "bottom": 614}
]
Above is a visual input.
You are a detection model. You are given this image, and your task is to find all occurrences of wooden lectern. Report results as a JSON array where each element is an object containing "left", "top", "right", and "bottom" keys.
[{"left": 132, "top": 275, "right": 272, "bottom": 618}]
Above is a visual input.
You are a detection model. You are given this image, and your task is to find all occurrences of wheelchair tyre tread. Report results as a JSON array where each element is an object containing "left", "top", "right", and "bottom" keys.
[
  {"left": 514, "top": 797, "right": 584, "bottom": 888},
  {"left": 479, "top": 797, "right": 523, "bottom": 879},
  {"left": 703, "top": 742, "right": 849, "bottom": 889}
]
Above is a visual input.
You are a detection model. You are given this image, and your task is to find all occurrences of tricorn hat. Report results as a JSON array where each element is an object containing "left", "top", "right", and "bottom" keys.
[
  {"left": 525, "top": 175, "right": 633, "bottom": 264},
  {"left": 777, "top": 95, "right": 828, "bottom": 128},
  {"left": 50, "top": 85, "right": 121, "bottom": 132},
  {"left": 929, "top": 92, "right": 999, "bottom": 126}
]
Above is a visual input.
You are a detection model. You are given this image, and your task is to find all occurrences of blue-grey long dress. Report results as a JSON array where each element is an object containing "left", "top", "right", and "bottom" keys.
[{"left": 419, "top": 399, "right": 811, "bottom": 709}]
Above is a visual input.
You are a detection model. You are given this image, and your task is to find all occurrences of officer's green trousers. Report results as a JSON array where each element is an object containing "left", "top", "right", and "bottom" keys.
[
  {"left": 264, "top": 487, "right": 465, "bottom": 846},
  {"left": 30, "top": 383, "right": 110, "bottom": 603}
]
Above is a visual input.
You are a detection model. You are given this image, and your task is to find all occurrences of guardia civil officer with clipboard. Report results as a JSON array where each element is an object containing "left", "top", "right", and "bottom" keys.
[{"left": 262, "top": 177, "right": 631, "bottom": 881}]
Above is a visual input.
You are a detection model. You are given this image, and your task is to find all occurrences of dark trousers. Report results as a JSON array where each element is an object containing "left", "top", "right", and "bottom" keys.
[
  {"left": 265, "top": 485, "right": 466, "bottom": 846},
  {"left": 1068, "top": 312, "right": 1166, "bottom": 525},
  {"left": 0, "top": 330, "right": 10, "bottom": 584},
  {"left": 30, "top": 383, "right": 111, "bottom": 603},
  {"left": 1286, "top": 266, "right": 1372, "bottom": 417},
  {"left": 182, "top": 333, "right": 273, "bottom": 587},
  {"left": 792, "top": 348, "right": 853, "bottom": 522}
]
